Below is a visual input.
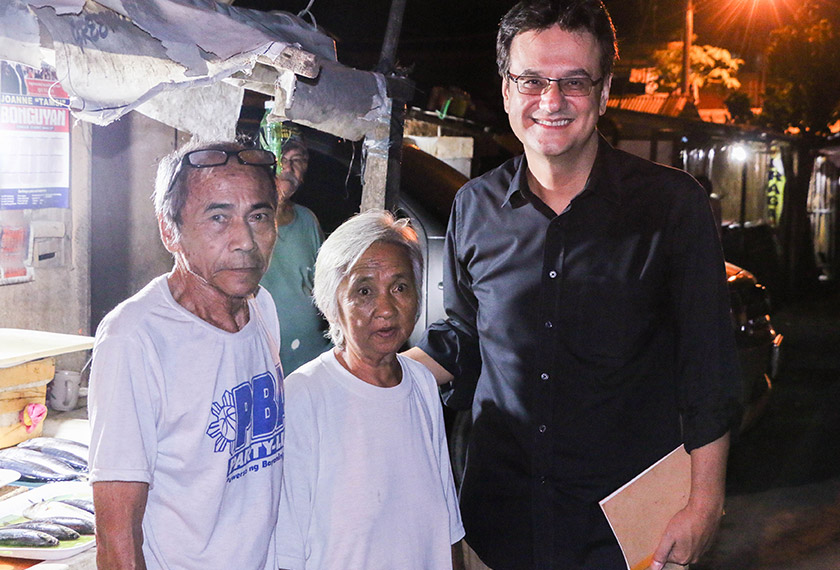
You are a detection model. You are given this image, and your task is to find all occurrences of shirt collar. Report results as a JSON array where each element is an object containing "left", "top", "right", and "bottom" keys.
[
  {"left": 502, "top": 132, "right": 623, "bottom": 209},
  {"left": 502, "top": 155, "right": 528, "bottom": 208}
]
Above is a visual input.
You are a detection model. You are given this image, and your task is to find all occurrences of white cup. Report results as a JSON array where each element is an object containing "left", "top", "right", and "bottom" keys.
[{"left": 48, "top": 370, "right": 81, "bottom": 411}]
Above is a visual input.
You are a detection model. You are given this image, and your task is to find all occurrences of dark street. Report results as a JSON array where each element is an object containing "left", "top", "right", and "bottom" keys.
[{"left": 696, "top": 283, "right": 840, "bottom": 569}]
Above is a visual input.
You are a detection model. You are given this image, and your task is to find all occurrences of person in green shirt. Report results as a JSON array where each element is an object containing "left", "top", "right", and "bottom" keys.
[{"left": 261, "top": 138, "right": 331, "bottom": 374}]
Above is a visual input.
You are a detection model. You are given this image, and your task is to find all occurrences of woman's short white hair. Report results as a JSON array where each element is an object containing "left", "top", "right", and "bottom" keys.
[{"left": 314, "top": 210, "right": 424, "bottom": 349}]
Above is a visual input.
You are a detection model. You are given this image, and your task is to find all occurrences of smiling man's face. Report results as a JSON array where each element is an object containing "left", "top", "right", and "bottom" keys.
[{"left": 503, "top": 25, "right": 610, "bottom": 167}]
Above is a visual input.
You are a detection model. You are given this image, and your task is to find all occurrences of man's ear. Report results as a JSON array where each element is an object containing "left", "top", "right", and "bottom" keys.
[
  {"left": 502, "top": 75, "right": 512, "bottom": 114},
  {"left": 158, "top": 216, "right": 180, "bottom": 254},
  {"left": 599, "top": 74, "right": 613, "bottom": 116}
]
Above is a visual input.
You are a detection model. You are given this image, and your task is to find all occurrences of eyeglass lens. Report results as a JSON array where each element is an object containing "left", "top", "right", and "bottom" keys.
[
  {"left": 186, "top": 149, "right": 276, "bottom": 168},
  {"left": 512, "top": 75, "right": 598, "bottom": 96}
]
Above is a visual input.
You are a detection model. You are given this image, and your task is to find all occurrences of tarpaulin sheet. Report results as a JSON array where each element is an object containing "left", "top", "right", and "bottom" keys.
[{"left": 0, "top": 0, "right": 337, "bottom": 139}]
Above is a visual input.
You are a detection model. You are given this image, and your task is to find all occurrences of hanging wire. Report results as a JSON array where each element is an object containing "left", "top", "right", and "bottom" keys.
[
  {"left": 48, "top": 67, "right": 72, "bottom": 109},
  {"left": 343, "top": 141, "right": 357, "bottom": 200},
  {"left": 297, "top": 0, "right": 318, "bottom": 29}
]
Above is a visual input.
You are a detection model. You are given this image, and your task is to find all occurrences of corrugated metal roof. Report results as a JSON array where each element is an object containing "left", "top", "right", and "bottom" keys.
[{"left": 607, "top": 93, "right": 692, "bottom": 118}]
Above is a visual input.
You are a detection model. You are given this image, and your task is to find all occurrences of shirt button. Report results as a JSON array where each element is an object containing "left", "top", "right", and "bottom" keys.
[
  {"left": 544, "top": 321, "right": 553, "bottom": 329},
  {"left": 540, "top": 476, "right": 547, "bottom": 485},
  {"left": 538, "top": 424, "right": 547, "bottom": 433},
  {"left": 540, "top": 373, "right": 549, "bottom": 380},
  {"left": 548, "top": 270, "right": 557, "bottom": 279}
]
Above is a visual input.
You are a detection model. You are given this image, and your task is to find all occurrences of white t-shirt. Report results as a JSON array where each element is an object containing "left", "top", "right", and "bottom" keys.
[
  {"left": 275, "top": 350, "right": 465, "bottom": 570},
  {"left": 89, "top": 275, "right": 285, "bottom": 570}
]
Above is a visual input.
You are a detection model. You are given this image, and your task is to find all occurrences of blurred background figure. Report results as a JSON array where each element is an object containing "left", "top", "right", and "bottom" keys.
[
  {"left": 696, "top": 174, "right": 723, "bottom": 237},
  {"left": 261, "top": 130, "right": 331, "bottom": 374}
]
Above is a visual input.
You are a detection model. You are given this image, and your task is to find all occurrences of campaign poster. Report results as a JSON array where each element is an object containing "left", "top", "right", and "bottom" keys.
[{"left": 0, "top": 61, "right": 71, "bottom": 211}]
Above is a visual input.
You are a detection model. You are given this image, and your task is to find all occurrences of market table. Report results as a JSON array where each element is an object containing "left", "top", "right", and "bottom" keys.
[
  {"left": 0, "top": 329, "right": 94, "bottom": 448},
  {"left": 0, "top": 330, "right": 94, "bottom": 369},
  {"left": 0, "top": 330, "right": 94, "bottom": 568},
  {"left": 0, "top": 546, "right": 94, "bottom": 570},
  {"left": 0, "top": 409, "right": 94, "bottom": 569}
]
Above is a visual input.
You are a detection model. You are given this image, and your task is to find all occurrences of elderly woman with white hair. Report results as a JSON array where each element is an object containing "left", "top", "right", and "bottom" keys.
[{"left": 275, "top": 210, "right": 465, "bottom": 570}]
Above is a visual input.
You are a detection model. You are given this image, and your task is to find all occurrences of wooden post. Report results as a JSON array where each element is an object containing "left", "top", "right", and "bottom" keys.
[
  {"left": 682, "top": 0, "right": 694, "bottom": 101},
  {"left": 360, "top": 96, "right": 393, "bottom": 212}
]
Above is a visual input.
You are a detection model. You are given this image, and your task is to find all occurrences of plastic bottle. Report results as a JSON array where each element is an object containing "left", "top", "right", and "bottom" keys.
[{"left": 259, "top": 100, "right": 284, "bottom": 162}]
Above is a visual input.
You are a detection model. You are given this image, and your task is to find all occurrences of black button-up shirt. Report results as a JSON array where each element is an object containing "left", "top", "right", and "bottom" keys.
[{"left": 418, "top": 135, "right": 740, "bottom": 569}]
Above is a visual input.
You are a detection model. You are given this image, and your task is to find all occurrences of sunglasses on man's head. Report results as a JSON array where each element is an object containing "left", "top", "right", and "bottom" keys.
[
  {"left": 183, "top": 148, "right": 277, "bottom": 173},
  {"left": 167, "top": 148, "right": 277, "bottom": 198}
]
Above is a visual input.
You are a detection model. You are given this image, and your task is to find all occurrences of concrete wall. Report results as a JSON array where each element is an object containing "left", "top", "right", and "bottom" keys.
[
  {"left": 1, "top": 112, "right": 185, "bottom": 371},
  {"left": 90, "top": 112, "right": 180, "bottom": 331},
  {"left": 0, "top": 123, "right": 93, "bottom": 371}
]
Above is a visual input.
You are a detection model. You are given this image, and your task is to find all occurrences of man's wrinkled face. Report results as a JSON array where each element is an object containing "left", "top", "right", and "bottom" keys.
[
  {"left": 503, "top": 25, "right": 610, "bottom": 164},
  {"left": 165, "top": 162, "right": 277, "bottom": 300},
  {"left": 280, "top": 147, "right": 309, "bottom": 186}
]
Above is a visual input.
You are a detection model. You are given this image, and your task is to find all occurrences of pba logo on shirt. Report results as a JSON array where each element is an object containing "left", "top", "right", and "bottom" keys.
[{"left": 206, "top": 371, "right": 285, "bottom": 481}]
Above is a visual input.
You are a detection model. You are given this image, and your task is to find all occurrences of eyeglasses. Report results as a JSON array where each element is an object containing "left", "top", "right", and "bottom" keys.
[
  {"left": 507, "top": 72, "right": 604, "bottom": 97},
  {"left": 167, "top": 148, "right": 277, "bottom": 198},
  {"left": 183, "top": 148, "right": 276, "bottom": 174}
]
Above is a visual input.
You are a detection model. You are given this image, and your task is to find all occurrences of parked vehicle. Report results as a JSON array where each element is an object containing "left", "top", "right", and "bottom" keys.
[{"left": 725, "top": 262, "right": 783, "bottom": 431}]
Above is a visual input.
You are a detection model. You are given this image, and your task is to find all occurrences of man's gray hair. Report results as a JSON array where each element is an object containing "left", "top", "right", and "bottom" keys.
[
  {"left": 313, "top": 210, "right": 424, "bottom": 349},
  {"left": 153, "top": 139, "right": 277, "bottom": 241},
  {"left": 282, "top": 139, "right": 309, "bottom": 160}
]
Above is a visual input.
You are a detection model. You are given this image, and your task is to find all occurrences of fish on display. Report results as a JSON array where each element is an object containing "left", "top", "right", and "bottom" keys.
[
  {"left": 0, "top": 448, "right": 83, "bottom": 482},
  {"left": 1, "top": 520, "right": 80, "bottom": 541},
  {"left": 22, "top": 516, "right": 94, "bottom": 535},
  {"left": 24, "top": 500, "right": 95, "bottom": 524},
  {"left": 56, "top": 498, "right": 94, "bottom": 515},
  {"left": 17, "top": 437, "right": 89, "bottom": 472},
  {"left": 0, "top": 527, "right": 59, "bottom": 547},
  {"left": 23, "top": 501, "right": 95, "bottom": 535}
]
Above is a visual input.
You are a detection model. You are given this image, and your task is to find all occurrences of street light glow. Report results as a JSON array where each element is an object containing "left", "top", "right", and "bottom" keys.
[
  {"left": 701, "top": 0, "right": 786, "bottom": 31},
  {"left": 696, "top": 0, "right": 799, "bottom": 55}
]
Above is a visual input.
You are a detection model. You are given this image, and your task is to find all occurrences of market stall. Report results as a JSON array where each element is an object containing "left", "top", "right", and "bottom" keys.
[{"left": 0, "top": 329, "right": 94, "bottom": 568}]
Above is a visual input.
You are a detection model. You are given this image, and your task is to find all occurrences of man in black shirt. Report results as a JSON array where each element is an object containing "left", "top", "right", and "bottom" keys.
[{"left": 405, "top": 1, "right": 740, "bottom": 569}]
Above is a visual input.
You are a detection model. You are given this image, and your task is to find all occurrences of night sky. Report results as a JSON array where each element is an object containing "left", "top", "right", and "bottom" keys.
[
  {"left": 232, "top": 0, "right": 834, "bottom": 117},
  {"left": 234, "top": 0, "right": 812, "bottom": 55}
]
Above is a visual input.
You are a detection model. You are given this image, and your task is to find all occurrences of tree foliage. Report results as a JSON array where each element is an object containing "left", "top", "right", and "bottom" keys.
[
  {"left": 758, "top": 1, "right": 840, "bottom": 137},
  {"left": 725, "top": 91, "right": 753, "bottom": 124},
  {"left": 652, "top": 42, "right": 743, "bottom": 96}
]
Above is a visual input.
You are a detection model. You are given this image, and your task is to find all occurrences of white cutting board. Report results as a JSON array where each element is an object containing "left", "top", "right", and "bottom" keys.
[{"left": 0, "top": 329, "right": 94, "bottom": 368}]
